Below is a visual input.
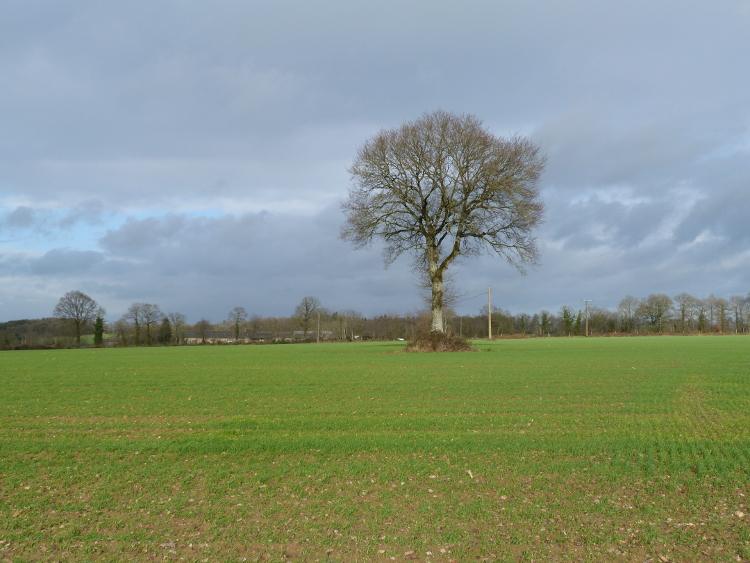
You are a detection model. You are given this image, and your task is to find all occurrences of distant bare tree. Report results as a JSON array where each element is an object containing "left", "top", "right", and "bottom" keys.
[
  {"left": 338, "top": 309, "right": 364, "bottom": 341},
  {"left": 729, "top": 295, "right": 748, "bottom": 333},
  {"left": 516, "top": 313, "right": 531, "bottom": 335},
  {"left": 618, "top": 295, "right": 640, "bottom": 333},
  {"left": 168, "top": 312, "right": 187, "bottom": 344},
  {"left": 704, "top": 294, "right": 718, "bottom": 331},
  {"left": 294, "top": 296, "right": 321, "bottom": 339},
  {"left": 271, "top": 316, "right": 294, "bottom": 337},
  {"left": 125, "top": 303, "right": 144, "bottom": 346},
  {"left": 341, "top": 110, "right": 545, "bottom": 333},
  {"left": 113, "top": 318, "right": 132, "bottom": 346},
  {"left": 715, "top": 298, "right": 730, "bottom": 333},
  {"left": 194, "top": 319, "right": 212, "bottom": 344},
  {"left": 638, "top": 294, "right": 673, "bottom": 333},
  {"left": 588, "top": 306, "right": 617, "bottom": 334},
  {"left": 52, "top": 290, "right": 103, "bottom": 347},
  {"left": 227, "top": 307, "right": 248, "bottom": 341},
  {"left": 674, "top": 293, "right": 699, "bottom": 333},
  {"left": 686, "top": 295, "right": 701, "bottom": 331},
  {"left": 140, "top": 304, "right": 162, "bottom": 346},
  {"left": 695, "top": 298, "right": 708, "bottom": 333},
  {"left": 248, "top": 314, "right": 263, "bottom": 338}
]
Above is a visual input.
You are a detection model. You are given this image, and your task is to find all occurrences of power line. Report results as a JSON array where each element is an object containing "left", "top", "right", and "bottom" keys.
[{"left": 455, "top": 292, "right": 486, "bottom": 305}]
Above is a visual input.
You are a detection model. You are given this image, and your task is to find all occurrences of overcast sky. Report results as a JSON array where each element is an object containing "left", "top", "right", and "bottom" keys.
[{"left": 2, "top": 0, "right": 749, "bottom": 324}]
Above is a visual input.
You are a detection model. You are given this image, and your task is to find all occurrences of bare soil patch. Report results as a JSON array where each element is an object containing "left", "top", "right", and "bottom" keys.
[{"left": 404, "top": 331, "right": 476, "bottom": 352}]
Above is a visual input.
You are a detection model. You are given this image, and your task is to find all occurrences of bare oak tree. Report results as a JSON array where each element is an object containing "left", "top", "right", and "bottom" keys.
[
  {"left": 638, "top": 294, "right": 673, "bottom": 333},
  {"left": 127, "top": 303, "right": 161, "bottom": 346},
  {"left": 341, "top": 110, "right": 545, "bottom": 332},
  {"left": 730, "top": 295, "right": 748, "bottom": 333},
  {"left": 113, "top": 318, "right": 132, "bottom": 346},
  {"left": 674, "top": 293, "right": 699, "bottom": 333},
  {"left": 227, "top": 306, "right": 248, "bottom": 341},
  {"left": 194, "top": 318, "right": 213, "bottom": 344},
  {"left": 168, "top": 312, "right": 187, "bottom": 344},
  {"left": 125, "top": 303, "right": 144, "bottom": 346},
  {"left": 715, "top": 297, "right": 730, "bottom": 333},
  {"left": 248, "top": 314, "right": 263, "bottom": 338},
  {"left": 52, "top": 290, "right": 104, "bottom": 347},
  {"left": 618, "top": 295, "right": 640, "bottom": 333},
  {"left": 294, "top": 296, "right": 321, "bottom": 339},
  {"left": 140, "top": 304, "right": 162, "bottom": 346}
]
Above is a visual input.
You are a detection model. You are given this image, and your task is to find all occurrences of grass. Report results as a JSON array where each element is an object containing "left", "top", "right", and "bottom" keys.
[{"left": 1, "top": 336, "right": 749, "bottom": 562}]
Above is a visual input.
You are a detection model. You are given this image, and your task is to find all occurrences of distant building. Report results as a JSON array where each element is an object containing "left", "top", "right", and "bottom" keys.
[{"left": 181, "top": 330, "right": 333, "bottom": 344}]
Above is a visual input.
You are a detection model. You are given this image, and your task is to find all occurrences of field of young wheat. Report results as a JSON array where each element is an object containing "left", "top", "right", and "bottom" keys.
[{"left": 1, "top": 336, "right": 749, "bottom": 562}]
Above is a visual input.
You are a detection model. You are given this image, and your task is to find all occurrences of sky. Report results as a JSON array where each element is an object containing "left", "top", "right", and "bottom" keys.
[{"left": 1, "top": 0, "right": 749, "bottom": 324}]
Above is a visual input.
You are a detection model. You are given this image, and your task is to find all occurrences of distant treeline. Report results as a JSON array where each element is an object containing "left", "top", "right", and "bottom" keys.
[
  {"left": 3, "top": 291, "right": 749, "bottom": 350},
  {"left": 0, "top": 318, "right": 64, "bottom": 350}
]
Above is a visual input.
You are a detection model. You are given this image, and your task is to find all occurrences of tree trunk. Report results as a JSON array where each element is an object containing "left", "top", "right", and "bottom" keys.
[
  {"left": 428, "top": 252, "right": 444, "bottom": 332},
  {"left": 431, "top": 284, "right": 444, "bottom": 332}
]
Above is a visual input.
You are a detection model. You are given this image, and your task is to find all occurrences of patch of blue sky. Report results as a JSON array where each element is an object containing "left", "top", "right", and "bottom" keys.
[{"left": 0, "top": 205, "right": 234, "bottom": 254}]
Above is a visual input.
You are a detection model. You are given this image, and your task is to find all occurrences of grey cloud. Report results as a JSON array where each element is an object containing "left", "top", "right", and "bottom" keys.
[
  {"left": 58, "top": 199, "right": 107, "bottom": 229},
  {"left": 99, "top": 214, "right": 191, "bottom": 254},
  {"left": 4, "top": 206, "right": 37, "bottom": 229},
  {"left": 1, "top": 206, "right": 54, "bottom": 239},
  {"left": 30, "top": 248, "right": 105, "bottom": 275},
  {"left": 5, "top": 0, "right": 746, "bottom": 159},
  {"left": 100, "top": 213, "right": 282, "bottom": 278},
  {"left": 0, "top": 252, "right": 29, "bottom": 275},
  {"left": 2, "top": 1, "right": 750, "bottom": 321},
  {"left": 2, "top": 0, "right": 748, "bottom": 219},
  {"left": 534, "top": 110, "right": 741, "bottom": 193},
  {"left": 94, "top": 209, "right": 418, "bottom": 321},
  {"left": 674, "top": 184, "right": 750, "bottom": 247},
  {"left": 541, "top": 189, "right": 675, "bottom": 251}
]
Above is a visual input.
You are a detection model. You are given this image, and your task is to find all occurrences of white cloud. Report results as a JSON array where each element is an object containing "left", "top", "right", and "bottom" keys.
[{"left": 677, "top": 230, "right": 725, "bottom": 252}]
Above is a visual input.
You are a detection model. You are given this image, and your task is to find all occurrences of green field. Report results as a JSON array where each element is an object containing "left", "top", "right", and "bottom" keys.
[{"left": 1, "top": 337, "right": 749, "bottom": 562}]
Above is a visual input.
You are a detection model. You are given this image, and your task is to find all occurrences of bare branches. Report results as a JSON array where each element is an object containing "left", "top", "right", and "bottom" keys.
[
  {"left": 52, "top": 290, "right": 103, "bottom": 347},
  {"left": 125, "top": 302, "right": 162, "bottom": 346},
  {"left": 342, "top": 112, "right": 544, "bottom": 269},
  {"left": 294, "top": 296, "right": 321, "bottom": 339},
  {"left": 341, "top": 110, "right": 546, "bottom": 332},
  {"left": 227, "top": 306, "right": 248, "bottom": 341}
]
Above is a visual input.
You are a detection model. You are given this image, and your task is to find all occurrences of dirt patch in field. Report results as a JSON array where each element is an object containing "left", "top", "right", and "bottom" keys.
[{"left": 404, "top": 332, "right": 476, "bottom": 353}]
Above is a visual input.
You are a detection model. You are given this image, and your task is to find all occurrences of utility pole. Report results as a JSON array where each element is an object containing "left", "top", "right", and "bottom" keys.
[
  {"left": 488, "top": 287, "right": 492, "bottom": 340},
  {"left": 583, "top": 300, "right": 592, "bottom": 337}
]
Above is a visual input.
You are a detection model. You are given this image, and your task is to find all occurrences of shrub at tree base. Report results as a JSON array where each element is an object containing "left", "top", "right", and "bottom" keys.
[{"left": 404, "top": 330, "right": 476, "bottom": 352}]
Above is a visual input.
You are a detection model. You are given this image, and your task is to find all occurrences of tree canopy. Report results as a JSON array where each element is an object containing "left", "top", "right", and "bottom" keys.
[
  {"left": 341, "top": 110, "right": 545, "bottom": 332},
  {"left": 294, "top": 296, "right": 321, "bottom": 339},
  {"left": 52, "top": 290, "right": 103, "bottom": 346}
]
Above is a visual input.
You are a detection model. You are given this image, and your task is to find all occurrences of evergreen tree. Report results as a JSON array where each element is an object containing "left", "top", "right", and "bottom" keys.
[
  {"left": 560, "top": 306, "right": 575, "bottom": 336},
  {"left": 158, "top": 317, "right": 173, "bottom": 345},
  {"left": 540, "top": 311, "right": 550, "bottom": 336},
  {"left": 93, "top": 316, "right": 104, "bottom": 347}
]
